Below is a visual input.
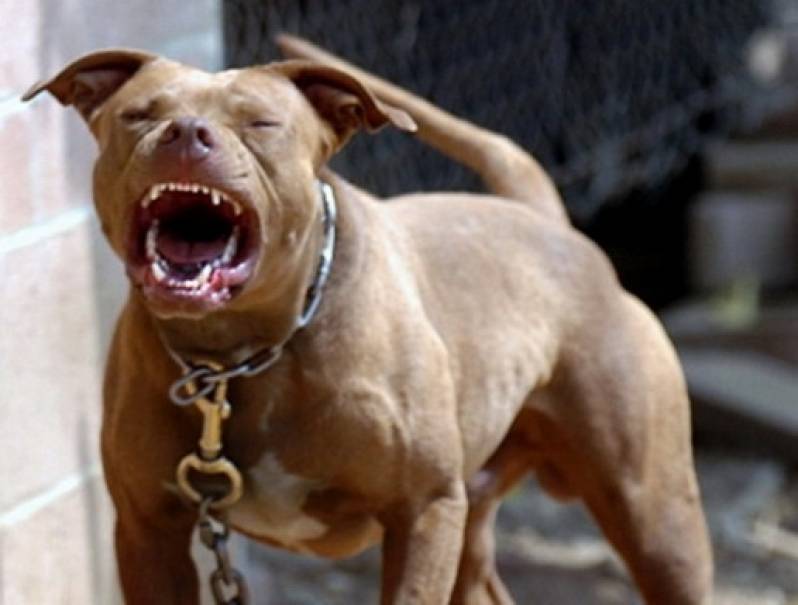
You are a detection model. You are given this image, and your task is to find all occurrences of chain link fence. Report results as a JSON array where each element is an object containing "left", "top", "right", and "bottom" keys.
[{"left": 223, "top": 0, "right": 792, "bottom": 223}]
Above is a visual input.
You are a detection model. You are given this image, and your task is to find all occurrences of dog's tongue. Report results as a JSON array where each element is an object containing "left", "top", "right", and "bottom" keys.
[{"left": 157, "top": 231, "right": 227, "bottom": 264}]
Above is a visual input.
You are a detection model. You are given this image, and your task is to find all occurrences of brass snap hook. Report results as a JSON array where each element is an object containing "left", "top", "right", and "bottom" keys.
[
  {"left": 176, "top": 454, "right": 244, "bottom": 510},
  {"left": 174, "top": 360, "right": 243, "bottom": 510}
]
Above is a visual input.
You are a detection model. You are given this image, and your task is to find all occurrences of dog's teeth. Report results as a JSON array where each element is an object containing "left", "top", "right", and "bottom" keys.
[
  {"left": 221, "top": 226, "right": 239, "bottom": 264},
  {"left": 145, "top": 220, "right": 159, "bottom": 260},
  {"left": 190, "top": 184, "right": 199, "bottom": 193},
  {"left": 200, "top": 185, "right": 210, "bottom": 195},
  {"left": 151, "top": 260, "right": 166, "bottom": 282},
  {"left": 229, "top": 200, "right": 242, "bottom": 216},
  {"left": 143, "top": 185, "right": 161, "bottom": 208},
  {"left": 197, "top": 264, "right": 213, "bottom": 286},
  {"left": 211, "top": 190, "right": 221, "bottom": 206}
]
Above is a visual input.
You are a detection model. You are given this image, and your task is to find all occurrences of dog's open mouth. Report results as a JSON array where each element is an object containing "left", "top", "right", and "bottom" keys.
[{"left": 127, "top": 182, "right": 259, "bottom": 310}]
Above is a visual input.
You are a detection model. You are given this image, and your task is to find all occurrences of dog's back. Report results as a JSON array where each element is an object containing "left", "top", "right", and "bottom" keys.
[{"left": 277, "top": 34, "right": 568, "bottom": 224}]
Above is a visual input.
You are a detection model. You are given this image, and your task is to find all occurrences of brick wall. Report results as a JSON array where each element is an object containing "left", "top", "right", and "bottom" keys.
[{"left": 0, "top": 2, "right": 222, "bottom": 603}]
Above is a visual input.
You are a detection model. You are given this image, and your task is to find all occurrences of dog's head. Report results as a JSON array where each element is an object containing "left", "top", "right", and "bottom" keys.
[{"left": 24, "top": 49, "right": 414, "bottom": 318}]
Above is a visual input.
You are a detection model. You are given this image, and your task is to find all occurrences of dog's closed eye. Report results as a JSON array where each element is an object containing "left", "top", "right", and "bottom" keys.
[
  {"left": 120, "top": 104, "right": 155, "bottom": 124},
  {"left": 249, "top": 119, "right": 280, "bottom": 129}
]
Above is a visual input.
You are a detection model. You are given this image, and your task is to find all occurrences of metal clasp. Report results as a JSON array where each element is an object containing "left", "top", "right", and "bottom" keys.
[
  {"left": 175, "top": 362, "right": 243, "bottom": 510},
  {"left": 177, "top": 454, "right": 243, "bottom": 510}
]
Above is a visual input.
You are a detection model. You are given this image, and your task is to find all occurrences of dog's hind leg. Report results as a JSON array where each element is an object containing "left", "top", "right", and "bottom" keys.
[
  {"left": 276, "top": 34, "right": 568, "bottom": 224},
  {"left": 529, "top": 303, "right": 714, "bottom": 605},
  {"left": 450, "top": 437, "right": 532, "bottom": 605}
]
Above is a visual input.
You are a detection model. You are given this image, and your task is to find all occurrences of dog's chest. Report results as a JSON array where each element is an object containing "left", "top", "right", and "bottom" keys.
[{"left": 227, "top": 451, "right": 328, "bottom": 550}]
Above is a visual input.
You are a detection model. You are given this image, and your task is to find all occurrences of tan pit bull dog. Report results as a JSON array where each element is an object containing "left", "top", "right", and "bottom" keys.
[{"left": 24, "top": 33, "right": 712, "bottom": 605}]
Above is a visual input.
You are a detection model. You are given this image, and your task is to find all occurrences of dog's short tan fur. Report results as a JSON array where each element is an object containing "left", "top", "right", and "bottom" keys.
[{"left": 25, "top": 34, "right": 712, "bottom": 604}]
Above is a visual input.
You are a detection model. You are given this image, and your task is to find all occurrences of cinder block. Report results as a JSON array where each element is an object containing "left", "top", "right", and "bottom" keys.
[
  {"left": 33, "top": 0, "right": 221, "bottom": 72},
  {"left": 0, "top": 100, "right": 78, "bottom": 236},
  {"left": 30, "top": 101, "right": 83, "bottom": 220},
  {"left": 0, "top": 473, "right": 121, "bottom": 605},
  {"left": 0, "top": 110, "right": 37, "bottom": 235},
  {"left": 0, "top": 0, "right": 39, "bottom": 93},
  {"left": 0, "top": 220, "right": 107, "bottom": 512}
]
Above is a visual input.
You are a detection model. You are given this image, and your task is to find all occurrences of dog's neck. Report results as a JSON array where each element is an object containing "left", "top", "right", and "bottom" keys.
[{"left": 147, "top": 180, "right": 338, "bottom": 367}]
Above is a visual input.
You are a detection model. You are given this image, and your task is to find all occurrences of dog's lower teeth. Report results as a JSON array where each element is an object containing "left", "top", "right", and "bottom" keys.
[
  {"left": 197, "top": 264, "right": 212, "bottom": 286},
  {"left": 151, "top": 260, "right": 166, "bottom": 282},
  {"left": 146, "top": 220, "right": 159, "bottom": 260},
  {"left": 222, "top": 227, "right": 239, "bottom": 264}
]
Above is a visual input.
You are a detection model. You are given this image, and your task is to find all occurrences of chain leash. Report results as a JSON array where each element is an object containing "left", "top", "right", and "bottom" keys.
[
  {"left": 172, "top": 363, "right": 250, "bottom": 605},
  {"left": 198, "top": 497, "right": 250, "bottom": 605}
]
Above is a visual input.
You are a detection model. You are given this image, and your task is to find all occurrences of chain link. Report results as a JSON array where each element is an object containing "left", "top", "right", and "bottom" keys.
[
  {"left": 198, "top": 498, "right": 250, "bottom": 605},
  {"left": 169, "top": 347, "right": 283, "bottom": 407}
]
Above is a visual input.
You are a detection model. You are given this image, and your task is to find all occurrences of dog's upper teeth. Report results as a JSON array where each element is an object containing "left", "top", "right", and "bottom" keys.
[
  {"left": 140, "top": 182, "right": 245, "bottom": 216},
  {"left": 143, "top": 184, "right": 161, "bottom": 207}
]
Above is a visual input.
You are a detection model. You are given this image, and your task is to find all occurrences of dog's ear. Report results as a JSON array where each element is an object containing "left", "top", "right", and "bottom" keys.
[
  {"left": 275, "top": 61, "right": 416, "bottom": 148},
  {"left": 22, "top": 49, "right": 157, "bottom": 123}
]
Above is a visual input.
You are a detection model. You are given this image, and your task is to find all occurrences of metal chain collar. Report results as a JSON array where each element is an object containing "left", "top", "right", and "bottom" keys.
[{"left": 165, "top": 180, "right": 337, "bottom": 605}]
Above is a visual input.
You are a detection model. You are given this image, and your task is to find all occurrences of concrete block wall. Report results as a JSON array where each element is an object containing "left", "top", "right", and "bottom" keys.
[{"left": 0, "top": 2, "right": 221, "bottom": 603}]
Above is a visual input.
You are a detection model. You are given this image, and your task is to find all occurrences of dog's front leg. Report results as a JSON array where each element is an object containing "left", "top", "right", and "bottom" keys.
[
  {"left": 115, "top": 510, "right": 199, "bottom": 604},
  {"left": 379, "top": 481, "right": 467, "bottom": 605}
]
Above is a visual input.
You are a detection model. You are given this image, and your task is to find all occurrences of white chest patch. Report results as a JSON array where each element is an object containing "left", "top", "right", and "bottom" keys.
[{"left": 228, "top": 452, "right": 328, "bottom": 550}]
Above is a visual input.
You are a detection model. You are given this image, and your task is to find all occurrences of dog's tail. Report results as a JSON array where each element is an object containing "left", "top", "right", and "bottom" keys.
[{"left": 276, "top": 34, "right": 568, "bottom": 223}]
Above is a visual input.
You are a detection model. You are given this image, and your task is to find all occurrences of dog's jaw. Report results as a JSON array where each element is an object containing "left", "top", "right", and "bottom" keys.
[{"left": 125, "top": 179, "right": 262, "bottom": 317}]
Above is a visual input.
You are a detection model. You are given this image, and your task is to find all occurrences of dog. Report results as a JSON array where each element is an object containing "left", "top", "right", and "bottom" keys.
[{"left": 24, "top": 34, "right": 713, "bottom": 604}]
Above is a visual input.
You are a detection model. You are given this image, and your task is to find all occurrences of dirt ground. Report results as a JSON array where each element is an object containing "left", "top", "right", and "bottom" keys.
[{"left": 241, "top": 448, "right": 798, "bottom": 604}]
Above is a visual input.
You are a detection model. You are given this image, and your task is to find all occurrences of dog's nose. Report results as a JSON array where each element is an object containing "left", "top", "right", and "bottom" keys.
[{"left": 158, "top": 117, "right": 216, "bottom": 161}]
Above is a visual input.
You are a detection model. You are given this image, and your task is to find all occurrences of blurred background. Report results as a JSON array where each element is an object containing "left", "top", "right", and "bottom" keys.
[{"left": 1, "top": 1, "right": 796, "bottom": 603}]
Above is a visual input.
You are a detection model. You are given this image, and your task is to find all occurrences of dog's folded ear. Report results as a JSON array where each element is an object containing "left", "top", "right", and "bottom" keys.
[
  {"left": 22, "top": 49, "right": 157, "bottom": 123},
  {"left": 275, "top": 61, "right": 416, "bottom": 149}
]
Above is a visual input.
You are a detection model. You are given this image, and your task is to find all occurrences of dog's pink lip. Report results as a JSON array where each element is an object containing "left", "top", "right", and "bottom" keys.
[{"left": 125, "top": 181, "right": 261, "bottom": 312}]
